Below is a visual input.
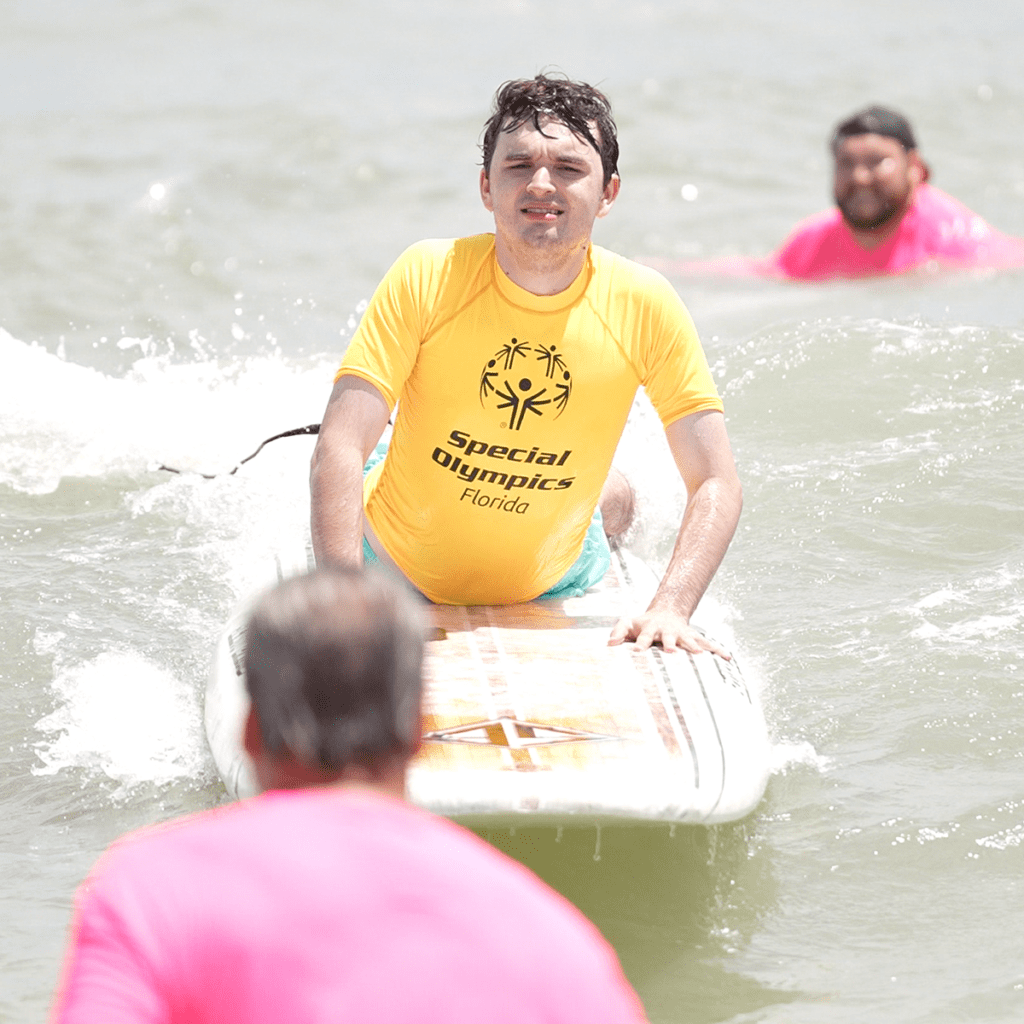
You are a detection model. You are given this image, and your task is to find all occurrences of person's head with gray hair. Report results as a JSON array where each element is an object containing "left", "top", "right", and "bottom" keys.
[{"left": 243, "top": 567, "right": 424, "bottom": 792}]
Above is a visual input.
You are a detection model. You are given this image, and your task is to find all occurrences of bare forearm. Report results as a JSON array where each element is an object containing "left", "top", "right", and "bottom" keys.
[
  {"left": 309, "top": 376, "right": 391, "bottom": 570},
  {"left": 649, "top": 474, "right": 742, "bottom": 620},
  {"left": 608, "top": 410, "right": 742, "bottom": 654},
  {"left": 310, "top": 445, "right": 367, "bottom": 568}
]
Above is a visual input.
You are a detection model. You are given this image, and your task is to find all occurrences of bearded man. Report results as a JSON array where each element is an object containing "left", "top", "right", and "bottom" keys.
[{"left": 770, "top": 105, "right": 1024, "bottom": 280}]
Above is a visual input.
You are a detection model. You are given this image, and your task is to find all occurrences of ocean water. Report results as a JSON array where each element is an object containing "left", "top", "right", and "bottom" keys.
[{"left": 2, "top": 1, "right": 1023, "bottom": 1020}]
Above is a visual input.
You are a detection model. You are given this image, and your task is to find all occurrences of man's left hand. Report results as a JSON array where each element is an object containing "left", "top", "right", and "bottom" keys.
[{"left": 608, "top": 610, "right": 731, "bottom": 659}]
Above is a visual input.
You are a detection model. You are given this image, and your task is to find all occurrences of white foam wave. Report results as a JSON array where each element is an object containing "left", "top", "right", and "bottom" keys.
[
  {"left": 611, "top": 390, "right": 687, "bottom": 565},
  {"left": 768, "top": 740, "right": 829, "bottom": 775},
  {"left": 126, "top": 439, "right": 316, "bottom": 601},
  {"left": 0, "top": 327, "right": 335, "bottom": 494},
  {"left": 33, "top": 649, "right": 205, "bottom": 789},
  {"left": 905, "top": 566, "right": 1024, "bottom": 646}
]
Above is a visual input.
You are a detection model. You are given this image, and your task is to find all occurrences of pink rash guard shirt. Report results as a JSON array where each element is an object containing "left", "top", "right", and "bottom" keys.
[
  {"left": 770, "top": 184, "right": 1024, "bottom": 280},
  {"left": 52, "top": 789, "right": 646, "bottom": 1024}
]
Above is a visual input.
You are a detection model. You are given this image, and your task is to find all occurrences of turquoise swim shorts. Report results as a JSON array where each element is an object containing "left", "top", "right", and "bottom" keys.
[{"left": 360, "top": 441, "right": 610, "bottom": 601}]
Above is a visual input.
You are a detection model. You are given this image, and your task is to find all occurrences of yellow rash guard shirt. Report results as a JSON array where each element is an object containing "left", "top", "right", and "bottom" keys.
[{"left": 338, "top": 234, "right": 723, "bottom": 605}]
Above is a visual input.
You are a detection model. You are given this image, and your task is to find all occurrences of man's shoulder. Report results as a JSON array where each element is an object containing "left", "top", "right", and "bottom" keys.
[
  {"left": 381, "top": 235, "right": 495, "bottom": 304},
  {"left": 91, "top": 788, "right": 515, "bottom": 865},
  {"left": 779, "top": 206, "right": 845, "bottom": 247},
  {"left": 396, "top": 234, "right": 494, "bottom": 270},
  {"left": 92, "top": 799, "right": 256, "bottom": 872},
  {"left": 911, "top": 183, "right": 973, "bottom": 216},
  {"left": 87, "top": 790, "right": 597, "bottom": 926},
  {"left": 906, "top": 184, "right": 1010, "bottom": 255},
  {"left": 589, "top": 244, "right": 686, "bottom": 303},
  {"left": 73, "top": 803, "right": 241, "bottom": 909},
  {"left": 770, "top": 207, "right": 850, "bottom": 278},
  {"left": 591, "top": 242, "right": 666, "bottom": 280},
  {"left": 82, "top": 791, "right": 403, "bottom": 895}
]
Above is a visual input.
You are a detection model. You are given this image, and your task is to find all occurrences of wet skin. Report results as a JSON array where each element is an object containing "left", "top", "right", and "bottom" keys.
[{"left": 480, "top": 117, "right": 620, "bottom": 295}]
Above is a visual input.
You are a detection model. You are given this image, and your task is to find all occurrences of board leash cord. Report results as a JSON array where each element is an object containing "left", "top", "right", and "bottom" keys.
[{"left": 158, "top": 424, "right": 321, "bottom": 479}]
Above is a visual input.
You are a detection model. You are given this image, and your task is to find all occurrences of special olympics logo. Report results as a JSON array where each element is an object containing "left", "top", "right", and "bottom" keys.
[{"left": 479, "top": 339, "right": 572, "bottom": 430}]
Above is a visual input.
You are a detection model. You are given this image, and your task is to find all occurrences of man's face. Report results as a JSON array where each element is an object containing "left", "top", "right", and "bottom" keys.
[
  {"left": 833, "top": 133, "right": 923, "bottom": 231},
  {"left": 480, "top": 117, "right": 619, "bottom": 265}
]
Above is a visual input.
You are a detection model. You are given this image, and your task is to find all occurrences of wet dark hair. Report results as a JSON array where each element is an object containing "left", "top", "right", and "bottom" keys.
[
  {"left": 245, "top": 568, "right": 424, "bottom": 775},
  {"left": 481, "top": 74, "right": 620, "bottom": 186},
  {"left": 831, "top": 105, "right": 918, "bottom": 153}
]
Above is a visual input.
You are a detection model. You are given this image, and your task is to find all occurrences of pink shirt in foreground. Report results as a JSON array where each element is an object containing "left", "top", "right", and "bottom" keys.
[
  {"left": 769, "top": 184, "right": 1024, "bottom": 280},
  {"left": 52, "top": 788, "right": 646, "bottom": 1024}
]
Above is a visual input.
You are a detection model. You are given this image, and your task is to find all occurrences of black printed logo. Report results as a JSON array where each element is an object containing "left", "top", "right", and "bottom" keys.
[{"left": 479, "top": 339, "right": 572, "bottom": 430}]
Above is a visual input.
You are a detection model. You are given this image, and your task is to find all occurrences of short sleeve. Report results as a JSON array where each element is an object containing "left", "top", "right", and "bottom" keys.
[
  {"left": 336, "top": 241, "right": 451, "bottom": 408},
  {"left": 633, "top": 270, "right": 723, "bottom": 428}
]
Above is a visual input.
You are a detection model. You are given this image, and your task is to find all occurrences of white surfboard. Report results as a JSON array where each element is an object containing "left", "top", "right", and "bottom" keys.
[{"left": 205, "top": 544, "right": 770, "bottom": 825}]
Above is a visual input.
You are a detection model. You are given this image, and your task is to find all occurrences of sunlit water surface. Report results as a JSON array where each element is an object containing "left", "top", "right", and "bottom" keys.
[{"left": 2, "top": 2, "right": 1023, "bottom": 1021}]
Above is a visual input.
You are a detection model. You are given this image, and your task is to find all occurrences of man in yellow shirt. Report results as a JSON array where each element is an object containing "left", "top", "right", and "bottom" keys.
[{"left": 310, "top": 74, "right": 742, "bottom": 655}]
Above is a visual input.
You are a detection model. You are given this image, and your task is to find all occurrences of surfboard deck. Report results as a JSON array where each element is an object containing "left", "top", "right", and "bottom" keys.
[{"left": 205, "top": 546, "right": 770, "bottom": 825}]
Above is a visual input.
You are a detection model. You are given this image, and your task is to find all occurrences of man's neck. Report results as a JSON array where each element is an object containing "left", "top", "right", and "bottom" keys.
[
  {"left": 493, "top": 234, "right": 590, "bottom": 295},
  {"left": 331, "top": 772, "right": 408, "bottom": 802},
  {"left": 255, "top": 757, "right": 409, "bottom": 801}
]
